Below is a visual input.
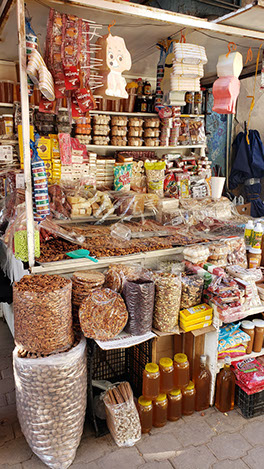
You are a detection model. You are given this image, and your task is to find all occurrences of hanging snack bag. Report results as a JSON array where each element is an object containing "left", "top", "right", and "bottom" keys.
[
  {"left": 145, "top": 161, "right": 166, "bottom": 198},
  {"left": 31, "top": 140, "right": 50, "bottom": 221}
]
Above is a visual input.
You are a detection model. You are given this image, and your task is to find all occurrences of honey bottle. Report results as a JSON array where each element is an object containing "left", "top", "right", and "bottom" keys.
[
  {"left": 215, "top": 356, "right": 235, "bottom": 413},
  {"left": 195, "top": 355, "right": 211, "bottom": 412}
]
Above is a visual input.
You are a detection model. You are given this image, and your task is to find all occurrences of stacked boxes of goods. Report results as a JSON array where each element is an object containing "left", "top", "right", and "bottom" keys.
[
  {"left": 92, "top": 115, "right": 111, "bottom": 146},
  {"left": 111, "top": 116, "right": 128, "bottom": 147},
  {"left": 96, "top": 158, "right": 115, "bottom": 188}
]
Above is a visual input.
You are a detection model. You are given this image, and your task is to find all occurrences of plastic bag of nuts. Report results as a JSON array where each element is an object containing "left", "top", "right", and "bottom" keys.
[
  {"left": 123, "top": 277, "right": 155, "bottom": 335},
  {"left": 153, "top": 272, "right": 182, "bottom": 332},
  {"left": 79, "top": 288, "right": 128, "bottom": 340},
  {"left": 180, "top": 274, "right": 204, "bottom": 309},
  {"left": 13, "top": 338, "right": 87, "bottom": 469},
  {"left": 13, "top": 275, "right": 74, "bottom": 355},
  {"left": 103, "top": 382, "right": 141, "bottom": 447}
]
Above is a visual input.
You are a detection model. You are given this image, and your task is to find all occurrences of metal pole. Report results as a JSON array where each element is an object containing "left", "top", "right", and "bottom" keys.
[{"left": 17, "top": 0, "right": 35, "bottom": 268}]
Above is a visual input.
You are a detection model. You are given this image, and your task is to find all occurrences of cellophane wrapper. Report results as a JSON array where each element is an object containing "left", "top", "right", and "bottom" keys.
[
  {"left": 103, "top": 383, "right": 141, "bottom": 447},
  {"left": 13, "top": 338, "right": 87, "bottom": 469}
]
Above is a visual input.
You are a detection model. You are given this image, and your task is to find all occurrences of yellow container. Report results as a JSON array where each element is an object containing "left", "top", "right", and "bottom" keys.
[
  {"left": 180, "top": 320, "right": 212, "bottom": 333},
  {"left": 180, "top": 313, "right": 213, "bottom": 328},
  {"left": 180, "top": 304, "right": 213, "bottom": 324}
]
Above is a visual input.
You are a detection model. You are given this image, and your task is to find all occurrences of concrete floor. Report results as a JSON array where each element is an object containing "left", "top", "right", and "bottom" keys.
[{"left": 0, "top": 318, "right": 264, "bottom": 469}]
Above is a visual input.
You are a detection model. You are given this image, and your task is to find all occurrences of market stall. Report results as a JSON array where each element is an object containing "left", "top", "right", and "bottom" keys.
[{"left": 2, "top": 0, "right": 264, "bottom": 466}]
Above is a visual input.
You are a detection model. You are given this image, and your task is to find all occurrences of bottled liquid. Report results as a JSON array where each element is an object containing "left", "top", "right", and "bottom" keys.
[
  {"left": 144, "top": 80, "right": 151, "bottom": 95},
  {"left": 194, "top": 91, "right": 202, "bottom": 115},
  {"left": 195, "top": 355, "right": 211, "bottom": 412},
  {"left": 215, "top": 356, "right": 235, "bottom": 413},
  {"left": 142, "top": 363, "right": 160, "bottom": 399},
  {"left": 241, "top": 320, "right": 255, "bottom": 354},
  {"left": 251, "top": 222, "right": 263, "bottom": 249},
  {"left": 159, "top": 357, "right": 174, "bottom": 394},
  {"left": 174, "top": 353, "right": 190, "bottom": 389},
  {"left": 183, "top": 92, "right": 193, "bottom": 114},
  {"left": 137, "top": 78, "right": 144, "bottom": 96},
  {"left": 244, "top": 219, "right": 254, "bottom": 250},
  {"left": 182, "top": 381, "right": 196, "bottom": 416},
  {"left": 252, "top": 319, "right": 264, "bottom": 352},
  {"left": 168, "top": 389, "right": 182, "bottom": 421},
  {"left": 153, "top": 393, "right": 168, "bottom": 427},
  {"left": 137, "top": 396, "right": 153, "bottom": 433}
]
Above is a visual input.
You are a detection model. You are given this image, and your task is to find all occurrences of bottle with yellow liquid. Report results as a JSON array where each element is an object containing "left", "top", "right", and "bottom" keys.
[{"left": 215, "top": 356, "right": 235, "bottom": 413}]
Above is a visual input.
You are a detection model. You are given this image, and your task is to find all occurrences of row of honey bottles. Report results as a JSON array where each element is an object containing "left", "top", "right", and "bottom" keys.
[{"left": 138, "top": 354, "right": 212, "bottom": 432}]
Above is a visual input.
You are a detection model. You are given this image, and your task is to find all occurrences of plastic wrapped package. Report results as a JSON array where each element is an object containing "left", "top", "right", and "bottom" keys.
[
  {"left": 13, "top": 338, "right": 87, "bottom": 469},
  {"left": 180, "top": 275, "right": 204, "bottom": 309},
  {"left": 232, "top": 358, "right": 264, "bottom": 391},
  {"left": 225, "top": 237, "right": 247, "bottom": 268},
  {"left": 79, "top": 288, "right": 128, "bottom": 340},
  {"left": 48, "top": 184, "right": 72, "bottom": 219},
  {"left": 112, "top": 191, "right": 145, "bottom": 217},
  {"left": 123, "top": 277, "right": 155, "bottom": 335},
  {"left": 13, "top": 275, "right": 74, "bottom": 355},
  {"left": 218, "top": 323, "right": 250, "bottom": 353},
  {"left": 40, "top": 218, "right": 85, "bottom": 246},
  {"left": 103, "top": 382, "right": 141, "bottom": 447},
  {"left": 208, "top": 241, "right": 229, "bottom": 267},
  {"left": 72, "top": 271, "right": 105, "bottom": 331},
  {"left": 183, "top": 245, "right": 209, "bottom": 264},
  {"left": 189, "top": 118, "right": 206, "bottom": 145},
  {"left": 153, "top": 273, "right": 182, "bottom": 332},
  {"left": 226, "top": 265, "right": 262, "bottom": 282},
  {"left": 145, "top": 161, "right": 166, "bottom": 197},
  {"left": 104, "top": 264, "right": 152, "bottom": 293},
  {"left": 66, "top": 188, "right": 115, "bottom": 219}
]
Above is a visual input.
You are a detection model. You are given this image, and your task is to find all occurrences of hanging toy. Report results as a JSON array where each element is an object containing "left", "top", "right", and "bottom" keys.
[{"left": 95, "top": 21, "right": 132, "bottom": 99}]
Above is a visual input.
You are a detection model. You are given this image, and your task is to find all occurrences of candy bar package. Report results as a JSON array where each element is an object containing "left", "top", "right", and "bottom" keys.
[{"left": 233, "top": 358, "right": 264, "bottom": 391}]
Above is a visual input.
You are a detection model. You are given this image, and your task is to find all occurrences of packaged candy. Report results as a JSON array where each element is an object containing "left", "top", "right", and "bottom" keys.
[
  {"left": 145, "top": 161, "right": 166, "bottom": 198},
  {"left": 114, "top": 163, "right": 133, "bottom": 192},
  {"left": 31, "top": 140, "right": 50, "bottom": 221}
]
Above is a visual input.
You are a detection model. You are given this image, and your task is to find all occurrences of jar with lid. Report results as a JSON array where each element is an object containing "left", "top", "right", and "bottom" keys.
[
  {"left": 153, "top": 393, "right": 168, "bottom": 427},
  {"left": 159, "top": 357, "right": 174, "bottom": 394},
  {"left": 241, "top": 320, "right": 255, "bottom": 354},
  {"left": 248, "top": 247, "right": 262, "bottom": 269},
  {"left": 2, "top": 114, "right": 13, "bottom": 137},
  {"left": 252, "top": 319, "right": 264, "bottom": 352},
  {"left": 168, "top": 389, "right": 182, "bottom": 421},
  {"left": 142, "top": 363, "right": 160, "bottom": 399},
  {"left": 182, "top": 381, "right": 196, "bottom": 416},
  {"left": 174, "top": 353, "right": 190, "bottom": 389},
  {"left": 137, "top": 396, "right": 153, "bottom": 433}
]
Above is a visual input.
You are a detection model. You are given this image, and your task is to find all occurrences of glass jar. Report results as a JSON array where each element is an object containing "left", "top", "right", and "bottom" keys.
[
  {"left": 2, "top": 114, "right": 13, "bottom": 136},
  {"left": 174, "top": 353, "right": 190, "bottom": 389},
  {"left": 159, "top": 357, "right": 174, "bottom": 394},
  {"left": 182, "top": 381, "right": 196, "bottom": 416},
  {"left": 153, "top": 393, "right": 168, "bottom": 427},
  {"left": 241, "top": 320, "right": 255, "bottom": 354},
  {"left": 252, "top": 319, "right": 264, "bottom": 352},
  {"left": 137, "top": 396, "right": 153, "bottom": 433},
  {"left": 142, "top": 363, "right": 160, "bottom": 399},
  {"left": 168, "top": 389, "right": 182, "bottom": 421}
]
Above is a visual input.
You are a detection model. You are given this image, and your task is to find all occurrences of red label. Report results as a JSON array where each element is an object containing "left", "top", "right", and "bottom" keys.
[
  {"left": 74, "top": 87, "right": 96, "bottom": 112},
  {"left": 71, "top": 95, "right": 84, "bottom": 117},
  {"left": 64, "top": 65, "right": 80, "bottom": 90},
  {"left": 38, "top": 96, "right": 56, "bottom": 114},
  {"left": 54, "top": 73, "right": 66, "bottom": 98}
]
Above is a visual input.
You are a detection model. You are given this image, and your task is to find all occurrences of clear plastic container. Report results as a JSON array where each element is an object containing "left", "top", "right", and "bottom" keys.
[
  {"left": 182, "top": 381, "right": 196, "bottom": 416},
  {"left": 159, "top": 357, "right": 174, "bottom": 394},
  {"left": 137, "top": 396, "right": 153, "bottom": 433},
  {"left": 142, "top": 363, "right": 160, "bottom": 400},
  {"left": 153, "top": 394, "right": 168, "bottom": 427},
  {"left": 174, "top": 353, "right": 190, "bottom": 389},
  {"left": 168, "top": 389, "right": 182, "bottom": 421}
]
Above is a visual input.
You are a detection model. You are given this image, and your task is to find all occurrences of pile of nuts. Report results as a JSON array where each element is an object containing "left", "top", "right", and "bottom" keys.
[
  {"left": 13, "top": 275, "right": 74, "bottom": 355},
  {"left": 14, "top": 338, "right": 87, "bottom": 469},
  {"left": 153, "top": 273, "right": 182, "bottom": 332}
]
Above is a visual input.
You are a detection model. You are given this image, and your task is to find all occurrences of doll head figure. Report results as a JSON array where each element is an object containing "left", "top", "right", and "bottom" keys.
[{"left": 106, "top": 34, "right": 131, "bottom": 73}]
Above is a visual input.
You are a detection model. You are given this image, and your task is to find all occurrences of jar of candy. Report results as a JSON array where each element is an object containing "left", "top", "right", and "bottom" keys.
[
  {"left": 142, "top": 363, "right": 160, "bottom": 399},
  {"left": 159, "top": 357, "right": 174, "bottom": 394},
  {"left": 137, "top": 396, "right": 153, "bottom": 433},
  {"left": 182, "top": 381, "right": 196, "bottom": 416},
  {"left": 174, "top": 353, "right": 190, "bottom": 389},
  {"left": 168, "top": 389, "right": 182, "bottom": 421},
  {"left": 153, "top": 393, "right": 168, "bottom": 427}
]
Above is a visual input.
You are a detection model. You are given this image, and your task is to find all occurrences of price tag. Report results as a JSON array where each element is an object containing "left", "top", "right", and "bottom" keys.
[{"left": 16, "top": 173, "right": 25, "bottom": 189}]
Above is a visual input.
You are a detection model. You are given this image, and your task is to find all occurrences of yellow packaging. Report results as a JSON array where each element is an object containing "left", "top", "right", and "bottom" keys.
[
  {"left": 37, "top": 137, "right": 51, "bottom": 160},
  {"left": 50, "top": 134, "right": 60, "bottom": 160},
  {"left": 180, "top": 320, "right": 212, "bottom": 333},
  {"left": 180, "top": 304, "right": 213, "bottom": 324},
  {"left": 18, "top": 124, "right": 34, "bottom": 163},
  {"left": 180, "top": 313, "right": 213, "bottom": 328}
]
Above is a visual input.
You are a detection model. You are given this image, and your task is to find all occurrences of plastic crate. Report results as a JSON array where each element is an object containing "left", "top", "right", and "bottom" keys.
[
  {"left": 86, "top": 338, "right": 153, "bottom": 436},
  {"left": 235, "top": 384, "right": 264, "bottom": 418}
]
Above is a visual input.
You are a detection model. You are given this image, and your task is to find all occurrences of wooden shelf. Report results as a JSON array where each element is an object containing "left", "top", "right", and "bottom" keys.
[
  {"left": 90, "top": 110, "right": 158, "bottom": 117},
  {"left": 0, "top": 103, "right": 14, "bottom": 108},
  {"left": 85, "top": 144, "right": 206, "bottom": 151}
]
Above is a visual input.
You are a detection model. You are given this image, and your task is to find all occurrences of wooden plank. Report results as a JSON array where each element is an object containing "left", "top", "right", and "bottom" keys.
[
  {"left": 48, "top": 0, "right": 264, "bottom": 40},
  {"left": 174, "top": 334, "right": 183, "bottom": 355},
  {"left": 184, "top": 332, "right": 194, "bottom": 379},
  {"left": 152, "top": 337, "right": 157, "bottom": 364},
  {"left": 17, "top": 0, "right": 35, "bottom": 268},
  {"left": 191, "top": 325, "right": 216, "bottom": 337}
]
